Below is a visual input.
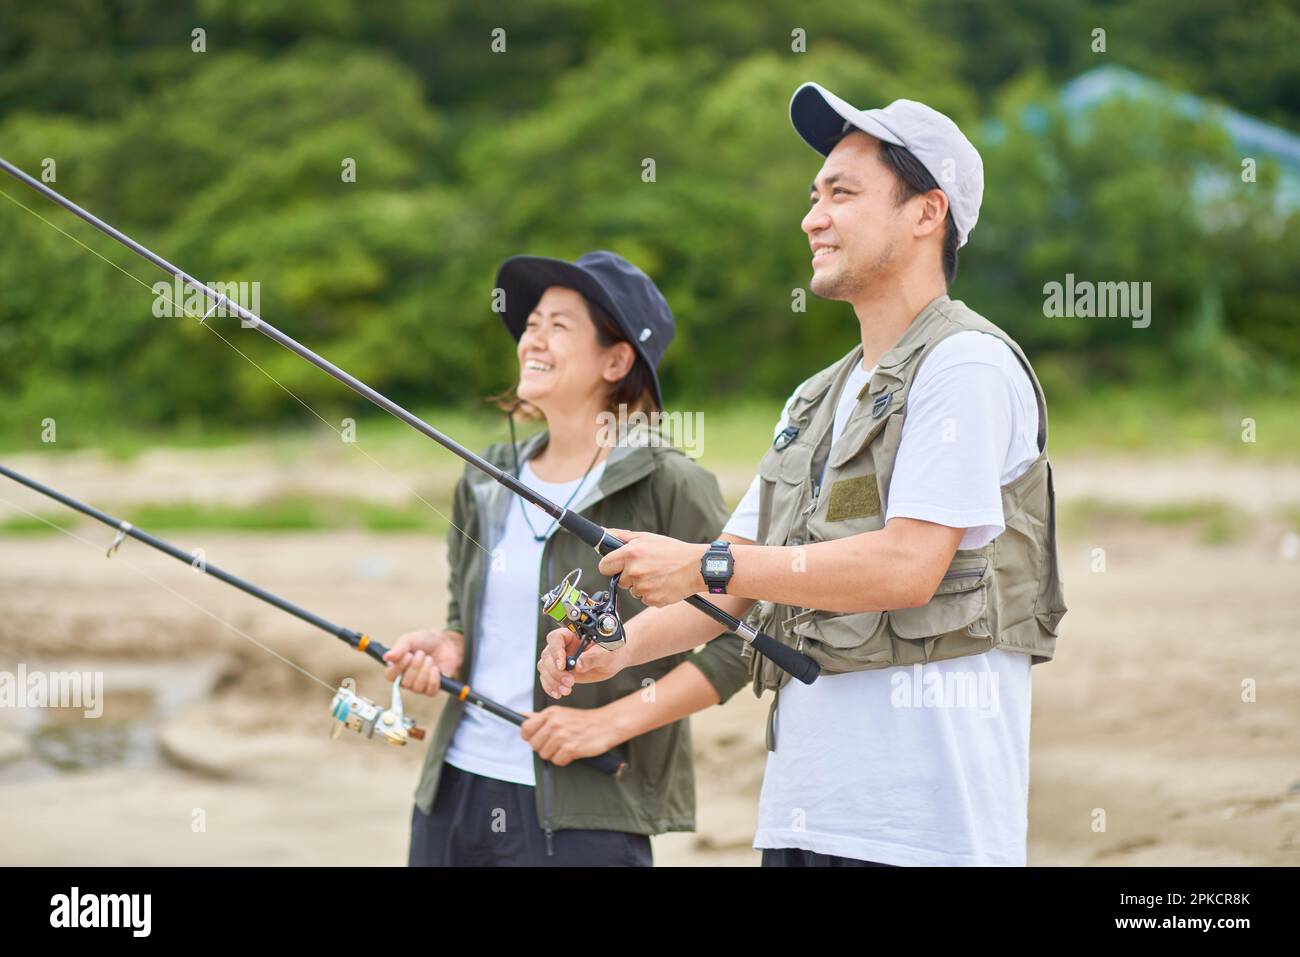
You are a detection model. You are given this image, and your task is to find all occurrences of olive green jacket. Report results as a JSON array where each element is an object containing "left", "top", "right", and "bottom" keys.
[{"left": 414, "top": 427, "right": 749, "bottom": 836}]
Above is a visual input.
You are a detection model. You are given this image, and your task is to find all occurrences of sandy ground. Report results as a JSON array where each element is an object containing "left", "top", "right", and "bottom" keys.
[{"left": 0, "top": 447, "right": 1297, "bottom": 866}]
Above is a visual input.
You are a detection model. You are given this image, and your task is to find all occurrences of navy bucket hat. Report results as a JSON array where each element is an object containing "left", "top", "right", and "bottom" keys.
[{"left": 494, "top": 250, "right": 675, "bottom": 410}]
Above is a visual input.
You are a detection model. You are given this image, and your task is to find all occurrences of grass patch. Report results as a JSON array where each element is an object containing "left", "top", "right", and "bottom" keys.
[
  {"left": 1064, "top": 497, "right": 1248, "bottom": 545},
  {"left": 1273, "top": 503, "right": 1300, "bottom": 522},
  {"left": 0, "top": 512, "right": 66, "bottom": 535},
  {"left": 0, "top": 495, "right": 451, "bottom": 537},
  {"left": 4, "top": 388, "right": 1297, "bottom": 463},
  {"left": 130, "top": 499, "right": 328, "bottom": 532},
  {"left": 354, "top": 501, "right": 448, "bottom": 533},
  {"left": 1045, "top": 389, "right": 1300, "bottom": 459}
]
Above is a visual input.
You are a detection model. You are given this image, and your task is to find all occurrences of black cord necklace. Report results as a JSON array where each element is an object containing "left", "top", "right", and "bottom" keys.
[{"left": 507, "top": 408, "right": 604, "bottom": 543}]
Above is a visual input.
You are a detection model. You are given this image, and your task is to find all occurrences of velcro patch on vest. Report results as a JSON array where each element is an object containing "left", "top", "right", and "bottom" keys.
[{"left": 825, "top": 474, "right": 881, "bottom": 522}]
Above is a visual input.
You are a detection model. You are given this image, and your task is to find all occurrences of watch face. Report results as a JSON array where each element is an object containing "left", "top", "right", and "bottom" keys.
[{"left": 704, "top": 558, "right": 730, "bottom": 574}]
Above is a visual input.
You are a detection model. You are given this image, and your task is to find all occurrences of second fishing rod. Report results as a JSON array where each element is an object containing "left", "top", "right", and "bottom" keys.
[
  {"left": 0, "top": 462, "right": 626, "bottom": 776},
  {"left": 0, "top": 156, "right": 820, "bottom": 685}
]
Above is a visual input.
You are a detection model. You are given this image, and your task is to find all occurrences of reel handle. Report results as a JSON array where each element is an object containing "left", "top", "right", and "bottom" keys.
[{"left": 565, "top": 636, "right": 593, "bottom": 672}]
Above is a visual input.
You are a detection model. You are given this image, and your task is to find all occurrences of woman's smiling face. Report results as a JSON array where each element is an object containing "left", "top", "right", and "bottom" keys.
[{"left": 516, "top": 285, "right": 633, "bottom": 414}]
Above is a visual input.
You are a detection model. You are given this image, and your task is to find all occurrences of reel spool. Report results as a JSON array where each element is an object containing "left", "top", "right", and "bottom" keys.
[
  {"left": 329, "top": 677, "right": 425, "bottom": 746},
  {"left": 540, "top": 568, "right": 626, "bottom": 670}
]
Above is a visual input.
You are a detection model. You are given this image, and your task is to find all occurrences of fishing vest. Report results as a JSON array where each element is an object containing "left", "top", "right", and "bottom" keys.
[{"left": 743, "top": 294, "right": 1068, "bottom": 707}]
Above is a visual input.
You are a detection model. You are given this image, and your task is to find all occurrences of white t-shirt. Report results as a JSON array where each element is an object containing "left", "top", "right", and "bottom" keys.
[
  {"left": 723, "top": 330, "right": 1041, "bottom": 866},
  {"left": 445, "top": 458, "right": 607, "bottom": 786}
]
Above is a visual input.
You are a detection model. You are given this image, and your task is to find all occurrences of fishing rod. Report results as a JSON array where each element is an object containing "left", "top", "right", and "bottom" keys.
[
  {"left": 0, "top": 157, "right": 820, "bottom": 685},
  {"left": 0, "top": 463, "right": 626, "bottom": 776}
]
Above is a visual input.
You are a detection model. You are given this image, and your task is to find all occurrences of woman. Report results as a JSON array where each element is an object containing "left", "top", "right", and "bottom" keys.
[{"left": 384, "top": 251, "right": 747, "bottom": 866}]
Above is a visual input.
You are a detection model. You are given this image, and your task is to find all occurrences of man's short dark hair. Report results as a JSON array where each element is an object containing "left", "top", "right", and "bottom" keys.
[{"left": 866, "top": 139, "right": 959, "bottom": 287}]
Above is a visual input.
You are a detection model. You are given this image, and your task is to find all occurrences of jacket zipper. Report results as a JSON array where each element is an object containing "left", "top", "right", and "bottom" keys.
[
  {"left": 538, "top": 530, "right": 556, "bottom": 857},
  {"left": 541, "top": 762, "right": 556, "bottom": 857},
  {"left": 942, "top": 567, "right": 985, "bottom": 581}
]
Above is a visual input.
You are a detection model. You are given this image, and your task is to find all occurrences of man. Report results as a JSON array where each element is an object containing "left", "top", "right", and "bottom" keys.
[{"left": 537, "top": 83, "right": 1067, "bottom": 867}]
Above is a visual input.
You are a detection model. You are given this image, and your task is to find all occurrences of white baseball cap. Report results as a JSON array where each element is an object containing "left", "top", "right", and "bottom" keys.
[{"left": 790, "top": 82, "right": 984, "bottom": 247}]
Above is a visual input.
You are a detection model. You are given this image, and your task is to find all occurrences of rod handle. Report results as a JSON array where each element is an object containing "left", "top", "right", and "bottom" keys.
[
  {"left": 746, "top": 632, "right": 821, "bottom": 685},
  {"left": 557, "top": 510, "right": 622, "bottom": 553},
  {"left": 682, "top": 595, "right": 820, "bottom": 684},
  {"left": 582, "top": 751, "right": 627, "bottom": 777}
]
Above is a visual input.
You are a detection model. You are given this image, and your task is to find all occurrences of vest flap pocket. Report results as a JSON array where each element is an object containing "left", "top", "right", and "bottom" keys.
[
  {"left": 888, "top": 563, "right": 989, "bottom": 639},
  {"left": 756, "top": 445, "right": 812, "bottom": 547},
  {"left": 757, "top": 442, "right": 812, "bottom": 484},
  {"left": 785, "top": 606, "right": 886, "bottom": 650},
  {"left": 774, "top": 441, "right": 814, "bottom": 484}
]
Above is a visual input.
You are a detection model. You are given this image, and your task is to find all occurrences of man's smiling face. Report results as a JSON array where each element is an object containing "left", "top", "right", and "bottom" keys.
[{"left": 801, "top": 130, "right": 911, "bottom": 301}]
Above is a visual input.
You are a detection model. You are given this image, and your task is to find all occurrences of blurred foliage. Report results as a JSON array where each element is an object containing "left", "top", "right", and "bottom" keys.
[{"left": 0, "top": 0, "right": 1296, "bottom": 440}]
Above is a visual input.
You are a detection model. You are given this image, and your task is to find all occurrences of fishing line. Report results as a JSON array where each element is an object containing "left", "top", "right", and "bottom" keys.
[
  {"left": 0, "top": 493, "right": 336, "bottom": 692},
  {"left": 0, "top": 184, "right": 494, "bottom": 563},
  {"left": 0, "top": 468, "right": 625, "bottom": 772},
  {"left": 0, "top": 158, "right": 820, "bottom": 683}
]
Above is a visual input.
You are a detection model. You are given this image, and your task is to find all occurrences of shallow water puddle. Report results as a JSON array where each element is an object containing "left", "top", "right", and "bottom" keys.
[{"left": 0, "top": 657, "right": 228, "bottom": 782}]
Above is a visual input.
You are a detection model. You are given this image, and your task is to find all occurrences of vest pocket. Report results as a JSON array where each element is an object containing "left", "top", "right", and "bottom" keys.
[
  {"left": 887, "top": 560, "right": 990, "bottom": 642},
  {"left": 1034, "top": 462, "right": 1068, "bottom": 636},
  {"left": 756, "top": 442, "right": 813, "bottom": 547},
  {"left": 784, "top": 607, "right": 893, "bottom": 672}
]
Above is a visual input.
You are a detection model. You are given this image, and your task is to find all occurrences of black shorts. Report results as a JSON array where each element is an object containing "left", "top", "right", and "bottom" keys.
[
  {"left": 409, "top": 763, "right": 653, "bottom": 867},
  {"left": 761, "top": 847, "right": 899, "bottom": 867}
]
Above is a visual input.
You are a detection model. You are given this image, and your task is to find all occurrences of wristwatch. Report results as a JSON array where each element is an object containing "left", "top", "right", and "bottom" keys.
[{"left": 700, "top": 539, "right": 734, "bottom": 594}]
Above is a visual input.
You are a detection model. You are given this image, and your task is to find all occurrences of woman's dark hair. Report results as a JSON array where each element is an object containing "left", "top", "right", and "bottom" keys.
[
  {"left": 877, "top": 139, "right": 960, "bottom": 287},
  {"left": 587, "top": 295, "right": 658, "bottom": 414},
  {"left": 491, "top": 292, "right": 658, "bottom": 420}
]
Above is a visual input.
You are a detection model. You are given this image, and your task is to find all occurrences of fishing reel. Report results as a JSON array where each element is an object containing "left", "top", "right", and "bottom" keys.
[
  {"left": 329, "top": 677, "right": 425, "bottom": 746},
  {"left": 540, "top": 568, "right": 626, "bottom": 671}
]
